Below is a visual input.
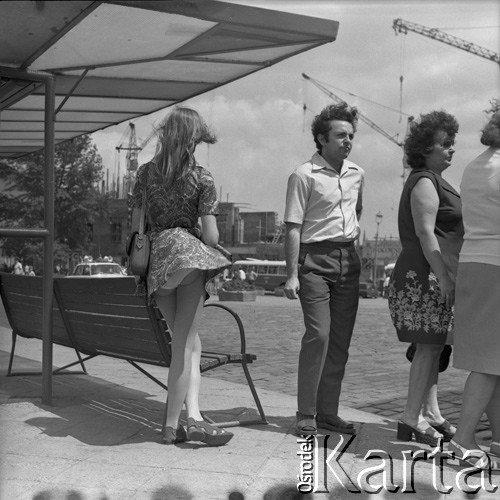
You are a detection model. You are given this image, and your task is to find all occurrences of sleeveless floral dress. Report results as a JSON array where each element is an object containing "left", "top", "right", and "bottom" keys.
[
  {"left": 388, "top": 169, "right": 463, "bottom": 344},
  {"left": 131, "top": 162, "right": 231, "bottom": 298}
]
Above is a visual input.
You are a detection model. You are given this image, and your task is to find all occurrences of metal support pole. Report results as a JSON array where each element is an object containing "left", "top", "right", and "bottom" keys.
[
  {"left": 373, "top": 212, "right": 383, "bottom": 285},
  {"left": 42, "top": 75, "right": 55, "bottom": 405},
  {"left": 0, "top": 65, "right": 56, "bottom": 406}
]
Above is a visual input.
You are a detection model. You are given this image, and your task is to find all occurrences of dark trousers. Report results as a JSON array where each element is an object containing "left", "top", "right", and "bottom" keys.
[{"left": 297, "top": 242, "right": 360, "bottom": 416}]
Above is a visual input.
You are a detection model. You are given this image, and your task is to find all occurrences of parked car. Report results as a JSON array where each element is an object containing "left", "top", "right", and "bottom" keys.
[
  {"left": 70, "top": 262, "right": 126, "bottom": 277},
  {"left": 359, "top": 281, "right": 378, "bottom": 298}
]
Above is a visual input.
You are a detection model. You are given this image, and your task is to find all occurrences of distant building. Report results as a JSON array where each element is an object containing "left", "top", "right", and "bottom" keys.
[
  {"left": 89, "top": 199, "right": 284, "bottom": 266},
  {"left": 217, "top": 202, "right": 242, "bottom": 245},
  {"left": 359, "top": 237, "right": 401, "bottom": 282},
  {"left": 239, "top": 211, "right": 277, "bottom": 243},
  {"left": 91, "top": 198, "right": 129, "bottom": 266},
  {"left": 217, "top": 203, "right": 278, "bottom": 245}
]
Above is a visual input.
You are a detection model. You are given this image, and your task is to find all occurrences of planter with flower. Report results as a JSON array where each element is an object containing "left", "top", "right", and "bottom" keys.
[{"left": 218, "top": 278, "right": 257, "bottom": 302}]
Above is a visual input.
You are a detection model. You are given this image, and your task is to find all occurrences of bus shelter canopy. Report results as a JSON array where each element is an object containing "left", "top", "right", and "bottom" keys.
[{"left": 0, "top": 0, "right": 339, "bottom": 158}]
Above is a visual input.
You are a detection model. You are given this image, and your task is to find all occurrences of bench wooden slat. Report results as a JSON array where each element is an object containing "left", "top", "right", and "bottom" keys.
[
  {"left": 56, "top": 301, "right": 150, "bottom": 318},
  {"left": 0, "top": 273, "right": 74, "bottom": 348},
  {"left": 60, "top": 310, "right": 152, "bottom": 329}
]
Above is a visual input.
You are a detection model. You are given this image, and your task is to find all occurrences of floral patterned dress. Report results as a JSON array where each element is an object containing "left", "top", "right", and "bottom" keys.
[
  {"left": 131, "top": 161, "right": 231, "bottom": 298},
  {"left": 388, "top": 169, "right": 463, "bottom": 344}
]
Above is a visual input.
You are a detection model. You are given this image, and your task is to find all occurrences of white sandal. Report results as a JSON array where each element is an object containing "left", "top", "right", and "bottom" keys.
[{"left": 449, "top": 440, "right": 500, "bottom": 470}]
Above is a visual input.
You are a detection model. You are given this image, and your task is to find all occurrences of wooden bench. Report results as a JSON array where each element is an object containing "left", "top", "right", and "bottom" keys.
[{"left": 0, "top": 273, "right": 267, "bottom": 428}]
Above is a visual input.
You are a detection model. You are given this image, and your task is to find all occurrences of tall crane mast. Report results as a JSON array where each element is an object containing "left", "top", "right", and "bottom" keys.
[
  {"left": 115, "top": 123, "right": 157, "bottom": 197},
  {"left": 393, "top": 18, "right": 500, "bottom": 67}
]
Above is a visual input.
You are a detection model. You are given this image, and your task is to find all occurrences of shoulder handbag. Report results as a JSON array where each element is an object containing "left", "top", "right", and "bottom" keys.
[{"left": 128, "top": 188, "right": 150, "bottom": 277}]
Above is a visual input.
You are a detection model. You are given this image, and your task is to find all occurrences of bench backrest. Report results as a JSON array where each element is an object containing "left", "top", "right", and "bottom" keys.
[
  {"left": 54, "top": 277, "right": 172, "bottom": 366},
  {"left": 0, "top": 272, "right": 72, "bottom": 347}
]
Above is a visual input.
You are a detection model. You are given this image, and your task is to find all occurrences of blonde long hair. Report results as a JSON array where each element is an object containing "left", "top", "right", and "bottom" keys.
[{"left": 152, "top": 107, "right": 216, "bottom": 186}]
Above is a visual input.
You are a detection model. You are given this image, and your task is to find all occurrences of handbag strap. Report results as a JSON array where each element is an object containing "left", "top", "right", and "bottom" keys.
[{"left": 138, "top": 186, "right": 147, "bottom": 235}]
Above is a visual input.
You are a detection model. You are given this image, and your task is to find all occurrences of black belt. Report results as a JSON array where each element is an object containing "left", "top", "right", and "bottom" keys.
[{"left": 301, "top": 240, "right": 354, "bottom": 250}]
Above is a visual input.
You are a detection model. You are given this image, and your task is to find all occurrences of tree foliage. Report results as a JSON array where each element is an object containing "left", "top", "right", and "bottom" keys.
[{"left": 0, "top": 136, "right": 108, "bottom": 266}]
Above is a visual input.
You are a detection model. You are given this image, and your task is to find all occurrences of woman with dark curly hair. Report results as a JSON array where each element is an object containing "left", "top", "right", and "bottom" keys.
[{"left": 388, "top": 110, "right": 463, "bottom": 446}]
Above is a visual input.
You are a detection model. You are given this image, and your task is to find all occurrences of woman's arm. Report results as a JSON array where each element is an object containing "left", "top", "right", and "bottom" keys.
[
  {"left": 411, "top": 177, "right": 455, "bottom": 307},
  {"left": 200, "top": 214, "right": 219, "bottom": 247}
]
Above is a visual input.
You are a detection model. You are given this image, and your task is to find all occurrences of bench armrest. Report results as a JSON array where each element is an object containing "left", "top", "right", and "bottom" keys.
[{"left": 203, "top": 302, "right": 249, "bottom": 357}]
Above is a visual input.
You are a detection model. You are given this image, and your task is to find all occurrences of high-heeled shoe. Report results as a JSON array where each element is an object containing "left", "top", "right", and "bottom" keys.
[
  {"left": 397, "top": 421, "right": 442, "bottom": 447},
  {"left": 163, "top": 425, "right": 187, "bottom": 445},
  {"left": 449, "top": 440, "right": 500, "bottom": 470},
  {"left": 430, "top": 419, "right": 456, "bottom": 442},
  {"left": 186, "top": 417, "right": 233, "bottom": 446}
]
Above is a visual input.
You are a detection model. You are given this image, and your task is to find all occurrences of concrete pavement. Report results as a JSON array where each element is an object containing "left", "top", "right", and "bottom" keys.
[{"left": 0, "top": 296, "right": 498, "bottom": 499}]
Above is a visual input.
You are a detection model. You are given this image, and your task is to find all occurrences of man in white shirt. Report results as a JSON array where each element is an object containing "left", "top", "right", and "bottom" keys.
[{"left": 284, "top": 102, "right": 364, "bottom": 436}]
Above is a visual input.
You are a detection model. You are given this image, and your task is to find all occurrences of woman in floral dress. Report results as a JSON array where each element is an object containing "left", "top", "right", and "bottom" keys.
[
  {"left": 131, "top": 107, "right": 232, "bottom": 446},
  {"left": 388, "top": 111, "right": 463, "bottom": 446}
]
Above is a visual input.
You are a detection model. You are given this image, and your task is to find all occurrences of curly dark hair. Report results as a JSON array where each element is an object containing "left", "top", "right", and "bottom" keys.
[
  {"left": 480, "top": 110, "right": 500, "bottom": 146},
  {"left": 311, "top": 102, "right": 359, "bottom": 153},
  {"left": 404, "top": 110, "right": 459, "bottom": 169}
]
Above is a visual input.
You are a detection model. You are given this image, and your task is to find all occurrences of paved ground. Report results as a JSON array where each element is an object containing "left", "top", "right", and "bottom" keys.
[
  {"left": 0, "top": 293, "right": 488, "bottom": 430},
  {"left": 199, "top": 294, "right": 488, "bottom": 430},
  {"left": 0, "top": 293, "right": 495, "bottom": 499}
]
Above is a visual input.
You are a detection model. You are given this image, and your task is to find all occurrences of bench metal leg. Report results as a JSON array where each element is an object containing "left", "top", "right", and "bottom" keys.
[
  {"left": 6, "top": 331, "right": 93, "bottom": 377},
  {"left": 127, "top": 360, "right": 169, "bottom": 391},
  {"left": 203, "top": 359, "right": 269, "bottom": 428},
  {"left": 52, "top": 354, "right": 95, "bottom": 374},
  {"left": 6, "top": 330, "right": 17, "bottom": 376}
]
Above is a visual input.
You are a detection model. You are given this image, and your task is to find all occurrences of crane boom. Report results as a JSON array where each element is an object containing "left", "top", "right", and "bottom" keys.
[
  {"left": 393, "top": 18, "right": 500, "bottom": 66},
  {"left": 302, "top": 73, "right": 404, "bottom": 148}
]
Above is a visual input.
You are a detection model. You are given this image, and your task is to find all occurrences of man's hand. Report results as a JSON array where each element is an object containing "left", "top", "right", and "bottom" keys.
[{"left": 284, "top": 276, "right": 300, "bottom": 300}]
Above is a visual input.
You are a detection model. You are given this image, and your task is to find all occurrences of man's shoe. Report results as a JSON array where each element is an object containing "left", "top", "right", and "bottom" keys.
[
  {"left": 316, "top": 414, "right": 356, "bottom": 435},
  {"left": 295, "top": 412, "right": 317, "bottom": 436}
]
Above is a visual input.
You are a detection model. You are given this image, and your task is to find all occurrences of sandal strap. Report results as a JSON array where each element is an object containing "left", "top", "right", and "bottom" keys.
[{"left": 187, "top": 417, "right": 227, "bottom": 435}]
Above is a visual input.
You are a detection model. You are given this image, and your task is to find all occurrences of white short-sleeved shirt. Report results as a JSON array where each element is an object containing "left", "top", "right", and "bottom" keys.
[
  {"left": 284, "top": 152, "right": 364, "bottom": 243},
  {"left": 459, "top": 147, "right": 500, "bottom": 266}
]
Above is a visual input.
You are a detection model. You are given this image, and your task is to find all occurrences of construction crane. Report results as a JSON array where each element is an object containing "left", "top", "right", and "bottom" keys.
[
  {"left": 393, "top": 18, "right": 500, "bottom": 67},
  {"left": 115, "top": 123, "right": 156, "bottom": 198},
  {"left": 302, "top": 73, "right": 414, "bottom": 185},
  {"left": 302, "top": 73, "right": 406, "bottom": 148}
]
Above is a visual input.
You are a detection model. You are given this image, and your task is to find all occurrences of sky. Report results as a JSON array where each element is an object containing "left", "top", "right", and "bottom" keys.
[{"left": 91, "top": 0, "right": 499, "bottom": 241}]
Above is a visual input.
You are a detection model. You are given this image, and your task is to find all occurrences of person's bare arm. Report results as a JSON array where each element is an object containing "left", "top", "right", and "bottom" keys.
[
  {"left": 411, "top": 178, "right": 454, "bottom": 307},
  {"left": 200, "top": 214, "right": 219, "bottom": 247},
  {"left": 356, "top": 177, "right": 363, "bottom": 221},
  {"left": 284, "top": 222, "right": 301, "bottom": 300}
]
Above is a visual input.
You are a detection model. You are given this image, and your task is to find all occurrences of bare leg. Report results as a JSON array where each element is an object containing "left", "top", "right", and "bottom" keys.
[
  {"left": 184, "top": 333, "right": 203, "bottom": 421},
  {"left": 158, "top": 289, "right": 176, "bottom": 331},
  {"left": 422, "top": 347, "right": 448, "bottom": 426},
  {"left": 155, "top": 270, "right": 205, "bottom": 429},
  {"left": 453, "top": 372, "right": 498, "bottom": 449},
  {"left": 402, "top": 343, "right": 442, "bottom": 433},
  {"left": 486, "top": 377, "right": 500, "bottom": 444}
]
